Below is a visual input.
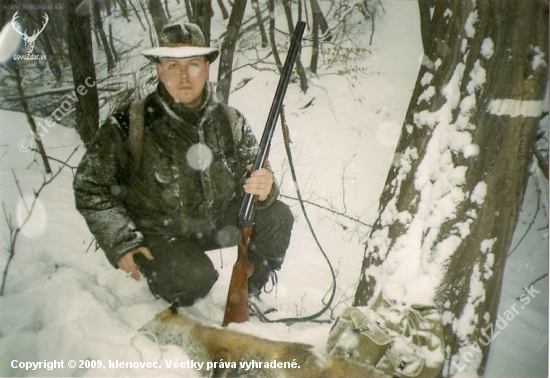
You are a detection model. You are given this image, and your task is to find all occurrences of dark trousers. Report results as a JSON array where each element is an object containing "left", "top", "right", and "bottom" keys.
[{"left": 134, "top": 200, "right": 294, "bottom": 306}]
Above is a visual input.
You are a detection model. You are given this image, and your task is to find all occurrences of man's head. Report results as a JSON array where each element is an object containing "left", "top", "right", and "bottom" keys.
[
  {"left": 142, "top": 23, "right": 219, "bottom": 108},
  {"left": 156, "top": 56, "right": 210, "bottom": 108}
]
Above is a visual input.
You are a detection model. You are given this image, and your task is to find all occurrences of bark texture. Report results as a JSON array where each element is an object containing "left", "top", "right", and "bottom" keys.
[{"left": 354, "top": 1, "right": 548, "bottom": 376}]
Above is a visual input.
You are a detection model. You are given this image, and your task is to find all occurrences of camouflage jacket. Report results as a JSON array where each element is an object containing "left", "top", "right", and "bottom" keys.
[{"left": 73, "top": 83, "right": 279, "bottom": 267}]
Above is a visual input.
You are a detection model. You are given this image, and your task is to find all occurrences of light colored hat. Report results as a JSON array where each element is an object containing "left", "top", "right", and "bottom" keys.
[{"left": 142, "top": 23, "right": 219, "bottom": 62}]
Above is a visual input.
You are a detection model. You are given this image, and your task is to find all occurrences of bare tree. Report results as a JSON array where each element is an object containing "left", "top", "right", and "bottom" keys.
[
  {"left": 251, "top": 0, "right": 268, "bottom": 47},
  {"left": 190, "top": 0, "right": 213, "bottom": 45},
  {"left": 12, "top": 62, "right": 52, "bottom": 173},
  {"left": 128, "top": 0, "right": 147, "bottom": 31},
  {"left": 268, "top": 0, "right": 283, "bottom": 74},
  {"left": 106, "top": 0, "right": 120, "bottom": 63},
  {"left": 116, "top": 0, "right": 131, "bottom": 21},
  {"left": 147, "top": 0, "right": 167, "bottom": 38},
  {"left": 1, "top": 148, "right": 78, "bottom": 296},
  {"left": 281, "top": 0, "right": 308, "bottom": 92},
  {"left": 216, "top": 0, "right": 248, "bottom": 104},
  {"left": 67, "top": 0, "right": 100, "bottom": 146},
  {"left": 310, "top": 0, "right": 331, "bottom": 41},
  {"left": 93, "top": 0, "right": 116, "bottom": 72},
  {"left": 309, "top": 0, "right": 319, "bottom": 74},
  {"left": 138, "top": 0, "right": 156, "bottom": 45},
  {"left": 216, "top": 0, "right": 229, "bottom": 20},
  {"left": 353, "top": 0, "right": 548, "bottom": 376}
]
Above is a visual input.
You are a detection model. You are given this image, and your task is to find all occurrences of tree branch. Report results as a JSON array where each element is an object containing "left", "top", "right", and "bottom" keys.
[
  {"left": 0, "top": 147, "right": 79, "bottom": 296},
  {"left": 279, "top": 193, "right": 372, "bottom": 227}
]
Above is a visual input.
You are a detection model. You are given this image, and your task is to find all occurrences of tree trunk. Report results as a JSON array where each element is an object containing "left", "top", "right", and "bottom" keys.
[
  {"left": 116, "top": 0, "right": 131, "bottom": 21},
  {"left": 164, "top": 0, "right": 172, "bottom": 19},
  {"left": 310, "top": 0, "right": 331, "bottom": 41},
  {"left": 216, "top": 0, "right": 229, "bottom": 20},
  {"left": 128, "top": 0, "right": 147, "bottom": 31},
  {"left": 251, "top": 0, "right": 268, "bottom": 47},
  {"left": 147, "top": 0, "right": 167, "bottom": 38},
  {"left": 106, "top": 0, "right": 120, "bottom": 62},
  {"left": 93, "top": 0, "right": 116, "bottom": 72},
  {"left": 216, "top": 0, "right": 247, "bottom": 104},
  {"left": 40, "top": 28, "right": 63, "bottom": 84},
  {"left": 268, "top": 0, "right": 283, "bottom": 74},
  {"left": 67, "top": 0, "right": 100, "bottom": 146},
  {"left": 184, "top": 0, "right": 193, "bottom": 22},
  {"left": 353, "top": 1, "right": 548, "bottom": 376},
  {"left": 190, "top": 0, "right": 213, "bottom": 45},
  {"left": 418, "top": 0, "right": 433, "bottom": 54},
  {"left": 138, "top": 0, "right": 156, "bottom": 46},
  {"left": 281, "top": 0, "right": 308, "bottom": 92},
  {"left": 309, "top": 0, "right": 319, "bottom": 74}
]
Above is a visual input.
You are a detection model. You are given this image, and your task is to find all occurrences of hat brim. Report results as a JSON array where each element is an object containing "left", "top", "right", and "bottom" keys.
[{"left": 142, "top": 46, "right": 219, "bottom": 62}]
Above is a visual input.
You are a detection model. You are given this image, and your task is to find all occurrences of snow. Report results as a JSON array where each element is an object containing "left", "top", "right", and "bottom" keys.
[
  {"left": 464, "top": 11, "right": 478, "bottom": 39},
  {"left": 531, "top": 46, "right": 547, "bottom": 71},
  {"left": 480, "top": 38, "right": 494, "bottom": 60},
  {"left": 470, "top": 182, "right": 487, "bottom": 205},
  {"left": 488, "top": 99, "right": 545, "bottom": 118},
  {"left": 0, "top": 1, "right": 547, "bottom": 377}
]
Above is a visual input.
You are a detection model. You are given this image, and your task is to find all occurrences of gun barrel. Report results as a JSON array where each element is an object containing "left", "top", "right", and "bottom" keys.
[{"left": 238, "top": 21, "right": 306, "bottom": 228}]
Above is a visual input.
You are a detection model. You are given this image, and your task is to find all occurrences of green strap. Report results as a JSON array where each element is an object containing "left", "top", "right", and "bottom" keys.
[{"left": 256, "top": 107, "right": 337, "bottom": 325}]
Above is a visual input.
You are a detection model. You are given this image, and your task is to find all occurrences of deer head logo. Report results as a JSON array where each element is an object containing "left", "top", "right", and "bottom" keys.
[{"left": 11, "top": 11, "right": 49, "bottom": 54}]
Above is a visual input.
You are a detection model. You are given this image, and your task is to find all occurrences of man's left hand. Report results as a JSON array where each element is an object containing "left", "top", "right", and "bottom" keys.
[{"left": 244, "top": 164, "right": 273, "bottom": 202}]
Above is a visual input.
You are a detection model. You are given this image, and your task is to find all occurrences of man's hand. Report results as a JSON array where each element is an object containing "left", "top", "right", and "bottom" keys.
[
  {"left": 244, "top": 164, "right": 273, "bottom": 202},
  {"left": 117, "top": 246, "right": 154, "bottom": 280}
]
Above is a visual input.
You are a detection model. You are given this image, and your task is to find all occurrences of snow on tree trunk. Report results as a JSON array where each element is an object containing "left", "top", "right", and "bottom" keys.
[{"left": 353, "top": 1, "right": 548, "bottom": 376}]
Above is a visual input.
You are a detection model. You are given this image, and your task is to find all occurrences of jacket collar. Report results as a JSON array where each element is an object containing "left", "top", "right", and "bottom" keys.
[{"left": 155, "top": 81, "right": 213, "bottom": 125}]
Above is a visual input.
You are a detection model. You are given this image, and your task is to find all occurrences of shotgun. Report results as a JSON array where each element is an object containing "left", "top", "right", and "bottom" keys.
[{"left": 222, "top": 21, "right": 306, "bottom": 327}]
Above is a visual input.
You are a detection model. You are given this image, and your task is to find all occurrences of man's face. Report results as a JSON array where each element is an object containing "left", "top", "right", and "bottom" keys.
[{"left": 156, "top": 56, "right": 210, "bottom": 108}]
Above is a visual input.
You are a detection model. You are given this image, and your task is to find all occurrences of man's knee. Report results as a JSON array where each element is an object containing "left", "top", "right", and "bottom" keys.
[
  {"left": 249, "top": 200, "right": 294, "bottom": 269},
  {"left": 146, "top": 258, "right": 219, "bottom": 306},
  {"left": 136, "top": 237, "right": 219, "bottom": 306},
  {"left": 255, "top": 200, "right": 294, "bottom": 235}
]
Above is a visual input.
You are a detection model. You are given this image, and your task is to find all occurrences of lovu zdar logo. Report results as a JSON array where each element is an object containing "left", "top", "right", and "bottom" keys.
[{"left": 11, "top": 10, "right": 49, "bottom": 54}]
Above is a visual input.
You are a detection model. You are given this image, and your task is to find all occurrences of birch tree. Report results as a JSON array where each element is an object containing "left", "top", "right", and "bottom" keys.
[{"left": 353, "top": 1, "right": 548, "bottom": 376}]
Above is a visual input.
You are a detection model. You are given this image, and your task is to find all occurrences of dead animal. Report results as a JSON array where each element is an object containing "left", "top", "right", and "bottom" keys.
[{"left": 140, "top": 306, "right": 391, "bottom": 378}]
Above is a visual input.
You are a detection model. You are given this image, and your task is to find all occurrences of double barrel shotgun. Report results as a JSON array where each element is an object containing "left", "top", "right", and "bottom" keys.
[{"left": 222, "top": 21, "right": 306, "bottom": 327}]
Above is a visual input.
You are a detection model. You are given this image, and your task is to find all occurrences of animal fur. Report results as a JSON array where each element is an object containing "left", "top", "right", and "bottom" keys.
[{"left": 140, "top": 307, "right": 391, "bottom": 378}]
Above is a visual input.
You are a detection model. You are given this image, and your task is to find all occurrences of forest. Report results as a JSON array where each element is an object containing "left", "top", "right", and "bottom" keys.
[{"left": 0, "top": 0, "right": 547, "bottom": 377}]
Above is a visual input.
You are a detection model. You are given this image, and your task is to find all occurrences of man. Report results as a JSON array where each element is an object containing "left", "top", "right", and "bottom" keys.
[{"left": 73, "top": 23, "right": 294, "bottom": 307}]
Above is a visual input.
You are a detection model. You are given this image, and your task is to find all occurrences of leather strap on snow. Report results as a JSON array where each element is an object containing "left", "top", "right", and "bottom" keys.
[{"left": 257, "top": 106, "right": 337, "bottom": 325}]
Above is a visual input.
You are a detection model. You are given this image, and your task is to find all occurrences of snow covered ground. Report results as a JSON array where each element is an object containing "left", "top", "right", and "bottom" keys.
[{"left": 0, "top": 0, "right": 547, "bottom": 377}]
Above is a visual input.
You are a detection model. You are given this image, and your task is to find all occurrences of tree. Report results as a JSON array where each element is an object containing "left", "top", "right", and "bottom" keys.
[
  {"left": 268, "top": 0, "right": 283, "bottom": 74},
  {"left": 281, "top": 0, "right": 307, "bottom": 92},
  {"left": 251, "top": 0, "right": 268, "bottom": 47},
  {"left": 147, "top": 0, "right": 167, "bottom": 38},
  {"left": 92, "top": 0, "right": 116, "bottom": 72},
  {"left": 0, "top": 0, "right": 51, "bottom": 173},
  {"left": 216, "top": 0, "right": 230, "bottom": 20},
  {"left": 216, "top": 0, "right": 247, "bottom": 104},
  {"left": 353, "top": 1, "right": 548, "bottom": 376},
  {"left": 189, "top": 0, "right": 213, "bottom": 45},
  {"left": 67, "top": 0, "right": 100, "bottom": 146}
]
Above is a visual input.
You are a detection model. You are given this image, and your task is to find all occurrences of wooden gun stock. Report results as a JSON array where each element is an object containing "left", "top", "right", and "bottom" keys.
[
  {"left": 222, "top": 225, "right": 254, "bottom": 327},
  {"left": 221, "top": 21, "right": 306, "bottom": 327}
]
